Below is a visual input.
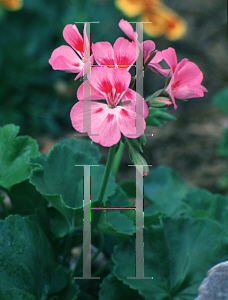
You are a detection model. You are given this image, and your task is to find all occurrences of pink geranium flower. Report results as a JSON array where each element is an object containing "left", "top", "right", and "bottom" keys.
[
  {"left": 118, "top": 19, "right": 167, "bottom": 75},
  {"left": 118, "top": 19, "right": 138, "bottom": 42},
  {"left": 92, "top": 37, "right": 139, "bottom": 69},
  {"left": 70, "top": 67, "right": 149, "bottom": 147},
  {"left": 162, "top": 47, "right": 208, "bottom": 109},
  {"left": 143, "top": 40, "right": 170, "bottom": 76},
  {"left": 49, "top": 23, "right": 92, "bottom": 80}
]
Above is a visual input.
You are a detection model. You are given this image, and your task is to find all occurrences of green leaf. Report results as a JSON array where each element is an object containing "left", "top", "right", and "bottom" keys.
[
  {"left": 48, "top": 208, "right": 70, "bottom": 238},
  {"left": 145, "top": 107, "right": 176, "bottom": 127},
  {"left": 49, "top": 265, "right": 69, "bottom": 295},
  {"left": 30, "top": 143, "right": 116, "bottom": 231},
  {"left": 0, "top": 288, "right": 36, "bottom": 300},
  {"left": 76, "top": 291, "right": 96, "bottom": 300},
  {"left": 58, "top": 138, "right": 101, "bottom": 162},
  {"left": 118, "top": 180, "right": 136, "bottom": 199},
  {"left": 49, "top": 264, "right": 75, "bottom": 297},
  {"left": 97, "top": 187, "right": 135, "bottom": 237},
  {"left": 143, "top": 166, "right": 194, "bottom": 216},
  {"left": 0, "top": 215, "right": 55, "bottom": 299},
  {"left": 99, "top": 273, "right": 144, "bottom": 300},
  {"left": 113, "top": 216, "right": 228, "bottom": 300},
  {"left": 212, "top": 86, "right": 228, "bottom": 114},
  {"left": 183, "top": 188, "right": 228, "bottom": 230},
  {"left": 55, "top": 280, "right": 79, "bottom": 300},
  {"left": 0, "top": 124, "right": 39, "bottom": 189},
  {"left": 8, "top": 180, "right": 45, "bottom": 214}
]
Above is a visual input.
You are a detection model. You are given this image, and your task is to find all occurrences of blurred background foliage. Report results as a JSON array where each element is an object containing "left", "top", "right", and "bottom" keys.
[
  {"left": 0, "top": 0, "right": 124, "bottom": 136},
  {"left": 0, "top": 0, "right": 227, "bottom": 138}
]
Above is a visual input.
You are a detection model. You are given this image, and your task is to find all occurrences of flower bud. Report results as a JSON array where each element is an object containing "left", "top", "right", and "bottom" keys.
[
  {"left": 147, "top": 97, "right": 172, "bottom": 108},
  {"left": 129, "top": 147, "right": 149, "bottom": 176}
]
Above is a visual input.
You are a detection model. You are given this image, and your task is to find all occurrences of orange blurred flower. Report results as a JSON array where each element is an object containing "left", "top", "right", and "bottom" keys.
[
  {"left": 115, "top": 0, "right": 187, "bottom": 40},
  {"left": 0, "top": 0, "right": 23, "bottom": 11}
]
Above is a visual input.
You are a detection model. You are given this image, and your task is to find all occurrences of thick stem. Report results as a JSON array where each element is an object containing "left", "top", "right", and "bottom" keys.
[
  {"left": 72, "top": 144, "right": 116, "bottom": 278},
  {"left": 91, "top": 144, "right": 117, "bottom": 231},
  {"left": 111, "top": 141, "right": 125, "bottom": 178}
]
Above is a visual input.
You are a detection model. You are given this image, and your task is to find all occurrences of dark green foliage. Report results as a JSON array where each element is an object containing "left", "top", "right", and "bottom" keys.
[{"left": 1, "top": 124, "right": 228, "bottom": 299}]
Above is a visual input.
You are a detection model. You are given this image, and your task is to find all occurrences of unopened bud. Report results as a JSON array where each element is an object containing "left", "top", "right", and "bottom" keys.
[
  {"left": 147, "top": 97, "right": 172, "bottom": 108},
  {"left": 130, "top": 147, "right": 149, "bottom": 176}
]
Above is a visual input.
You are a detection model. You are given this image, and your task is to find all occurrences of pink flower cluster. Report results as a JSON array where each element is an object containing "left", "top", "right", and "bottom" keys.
[{"left": 49, "top": 20, "right": 207, "bottom": 147}]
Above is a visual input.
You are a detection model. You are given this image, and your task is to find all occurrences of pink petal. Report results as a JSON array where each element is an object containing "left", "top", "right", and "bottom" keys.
[
  {"left": 75, "top": 69, "right": 84, "bottom": 81},
  {"left": 75, "top": 55, "right": 94, "bottom": 80},
  {"left": 162, "top": 47, "right": 177, "bottom": 73},
  {"left": 118, "top": 19, "right": 138, "bottom": 42},
  {"left": 90, "top": 67, "right": 131, "bottom": 106},
  {"left": 49, "top": 45, "right": 83, "bottom": 73},
  {"left": 70, "top": 101, "right": 121, "bottom": 147},
  {"left": 92, "top": 42, "right": 115, "bottom": 67},
  {"left": 174, "top": 85, "right": 205, "bottom": 100},
  {"left": 174, "top": 61, "right": 203, "bottom": 87},
  {"left": 148, "top": 51, "right": 171, "bottom": 76},
  {"left": 198, "top": 85, "right": 208, "bottom": 93},
  {"left": 115, "top": 106, "right": 146, "bottom": 138},
  {"left": 141, "top": 40, "right": 155, "bottom": 62},
  {"left": 63, "top": 24, "right": 84, "bottom": 58},
  {"left": 166, "top": 80, "right": 177, "bottom": 109},
  {"left": 83, "top": 23, "right": 90, "bottom": 63},
  {"left": 151, "top": 51, "right": 163, "bottom": 63},
  {"left": 121, "top": 88, "right": 149, "bottom": 118},
  {"left": 77, "top": 80, "right": 105, "bottom": 101},
  {"left": 114, "top": 37, "right": 139, "bottom": 68},
  {"left": 148, "top": 64, "right": 171, "bottom": 77}
]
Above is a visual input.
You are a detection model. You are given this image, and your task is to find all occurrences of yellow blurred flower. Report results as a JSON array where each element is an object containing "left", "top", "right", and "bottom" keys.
[
  {"left": 115, "top": 0, "right": 187, "bottom": 40},
  {"left": 115, "top": 0, "right": 145, "bottom": 17},
  {"left": 0, "top": 0, "right": 23, "bottom": 11}
]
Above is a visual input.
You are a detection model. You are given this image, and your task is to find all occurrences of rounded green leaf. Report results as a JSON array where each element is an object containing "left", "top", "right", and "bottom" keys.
[
  {"left": 0, "top": 215, "right": 55, "bottom": 299},
  {"left": 183, "top": 188, "right": 228, "bottom": 229},
  {"left": 30, "top": 143, "right": 116, "bottom": 230},
  {"left": 58, "top": 138, "right": 101, "bottom": 162},
  {"left": 99, "top": 274, "right": 144, "bottom": 300},
  {"left": 113, "top": 216, "right": 228, "bottom": 300},
  {"left": 144, "top": 166, "right": 194, "bottom": 216},
  {"left": 0, "top": 124, "right": 39, "bottom": 189},
  {"left": 0, "top": 288, "right": 36, "bottom": 300}
]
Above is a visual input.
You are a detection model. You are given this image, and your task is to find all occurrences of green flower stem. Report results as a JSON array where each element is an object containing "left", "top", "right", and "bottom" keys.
[
  {"left": 91, "top": 144, "right": 117, "bottom": 231},
  {"left": 72, "top": 144, "right": 116, "bottom": 278},
  {"left": 124, "top": 136, "right": 133, "bottom": 151},
  {"left": 91, "top": 232, "right": 104, "bottom": 264},
  {"left": 62, "top": 230, "right": 74, "bottom": 267},
  {"left": 111, "top": 141, "right": 125, "bottom": 178},
  {"left": 91, "top": 258, "right": 112, "bottom": 277}
]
